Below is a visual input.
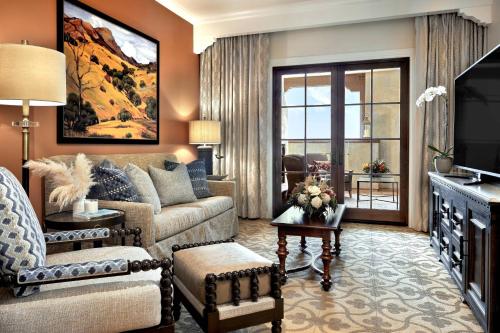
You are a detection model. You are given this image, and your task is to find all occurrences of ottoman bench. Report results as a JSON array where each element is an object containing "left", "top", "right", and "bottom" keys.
[{"left": 172, "top": 239, "right": 284, "bottom": 333}]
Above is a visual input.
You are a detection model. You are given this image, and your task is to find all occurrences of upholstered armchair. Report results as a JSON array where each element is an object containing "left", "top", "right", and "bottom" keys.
[{"left": 0, "top": 167, "right": 174, "bottom": 333}]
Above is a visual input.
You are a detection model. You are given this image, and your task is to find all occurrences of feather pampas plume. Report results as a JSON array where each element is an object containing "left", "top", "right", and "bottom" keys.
[{"left": 25, "top": 153, "right": 95, "bottom": 211}]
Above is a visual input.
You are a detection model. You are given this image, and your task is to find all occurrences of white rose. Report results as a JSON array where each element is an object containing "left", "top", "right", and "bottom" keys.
[
  {"left": 321, "top": 193, "right": 331, "bottom": 204},
  {"left": 311, "top": 196, "right": 323, "bottom": 209},
  {"left": 307, "top": 186, "right": 321, "bottom": 196},
  {"left": 297, "top": 194, "right": 308, "bottom": 205}
]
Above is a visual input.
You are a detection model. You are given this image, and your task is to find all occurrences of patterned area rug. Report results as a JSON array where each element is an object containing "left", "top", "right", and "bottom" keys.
[{"left": 175, "top": 219, "right": 483, "bottom": 333}]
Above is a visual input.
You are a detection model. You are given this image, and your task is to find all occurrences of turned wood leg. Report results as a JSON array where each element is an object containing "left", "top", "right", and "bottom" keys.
[
  {"left": 272, "top": 319, "right": 282, "bottom": 333},
  {"left": 334, "top": 228, "right": 342, "bottom": 256},
  {"left": 276, "top": 231, "right": 289, "bottom": 284},
  {"left": 300, "top": 236, "right": 307, "bottom": 252},
  {"left": 173, "top": 285, "right": 181, "bottom": 321},
  {"left": 321, "top": 237, "right": 333, "bottom": 291}
]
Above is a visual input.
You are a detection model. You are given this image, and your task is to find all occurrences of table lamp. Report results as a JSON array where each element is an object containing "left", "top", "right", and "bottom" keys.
[
  {"left": 0, "top": 41, "right": 66, "bottom": 194},
  {"left": 189, "top": 119, "right": 221, "bottom": 175}
]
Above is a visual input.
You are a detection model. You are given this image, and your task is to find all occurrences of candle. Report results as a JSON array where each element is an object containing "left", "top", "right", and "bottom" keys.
[{"left": 84, "top": 199, "right": 99, "bottom": 213}]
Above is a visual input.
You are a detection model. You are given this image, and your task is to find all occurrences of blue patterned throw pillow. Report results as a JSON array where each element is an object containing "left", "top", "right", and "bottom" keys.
[
  {"left": 164, "top": 160, "right": 213, "bottom": 199},
  {"left": 88, "top": 160, "right": 140, "bottom": 202},
  {"left": 0, "top": 167, "right": 46, "bottom": 297}
]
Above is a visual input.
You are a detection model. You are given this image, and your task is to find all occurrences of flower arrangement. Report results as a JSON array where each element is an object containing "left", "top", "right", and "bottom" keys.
[
  {"left": 288, "top": 176, "right": 337, "bottom": 217},
  {"left": 362, "top": 159, "right": 390, "bottom": 175},
  {"left": 416, "top": 85, "right": 453, "bottom": 172},
  {"left": 25, "top": 153, "right": 94, "bottom": 210}
]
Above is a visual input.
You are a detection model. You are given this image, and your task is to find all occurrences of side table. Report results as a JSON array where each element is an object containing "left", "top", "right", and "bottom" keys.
[
  {"left": 270, "top": 204, "right": 346, "bottom": 291},
  {"left": 44, "top": 210, "right": 125, "bottom": 250}
]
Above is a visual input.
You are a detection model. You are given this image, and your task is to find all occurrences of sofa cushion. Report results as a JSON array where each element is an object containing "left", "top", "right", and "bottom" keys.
[
  {"left": 0, "top": 167, "right": 46, "bottom": 297},
  {"left": 0, "top": 246, "right": 161, "bottom": 333},
  {"left": 124, "top": 163, "right": 161, "bottom": 214},
  {"left": 173, "top": 243, "right": 272, "bottom": 305},
  {"left": 149, "top": 165, "right": 197, "bottom": 206},
  {"left": 165, "top": 160, "right": 213, "bottom": 199},
  {"left": 88, "top": 160, "right": 140, "bottom": 202},
  {"left": 183, "top": 196, "right": 233, "bottom": 220},
  {"left": 154, "top": 206, "right": 205, "bottom": 241}
]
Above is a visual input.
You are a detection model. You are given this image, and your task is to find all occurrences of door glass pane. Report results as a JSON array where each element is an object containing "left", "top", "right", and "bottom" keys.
[
  {"left": 377, "top": 140, "right": 400, "bottom": 174},
  {"left": 306, "top": 72, "right": 331, "bottom": 105},
  {"left": 282, "top": 74, "right": 305, "bottom": 106},
  {"left": 306, "top": 140, "right": 331, "bottom": 183},
  {"left": 373, "top": 68, "right": 400, "bottom": 103},
  {"left": 282, "top": 107, "right": 304, "bottom": 139},
  {"left": 373, "top": 104, "right": 400, "bottom": 138},
  {"left": 282, "top": 140, "right": 305, "bottom": 196},
  {"left": 345, "top": 70, "right": 371, "bottom": 104},
  {"left": 370, "top": 175, "right": 400, "bottom": 210},
  {"left": 345, "top": 105, "right": 370, "bottom": 139},
  {"left": 345, "top": 141, "right": 372, "bottom": 174},
  {"left": 306, "top": 106, "right": 331, "bottom": 139},
  {"left": 352, "top": 174, "right": 372, "bottom": 209}
]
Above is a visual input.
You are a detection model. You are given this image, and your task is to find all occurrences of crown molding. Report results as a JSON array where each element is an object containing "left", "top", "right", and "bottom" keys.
[
  {"left": 458, "top": 6, "right": 492, "bottom": 25},
  {"left": 157, "top": 0, "right": 494, "bottom": 53}
]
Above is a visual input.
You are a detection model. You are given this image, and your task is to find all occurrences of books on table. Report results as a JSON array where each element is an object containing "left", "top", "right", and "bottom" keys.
[{"left": 73, "top": 209, "right": 120, "bottom": 220}]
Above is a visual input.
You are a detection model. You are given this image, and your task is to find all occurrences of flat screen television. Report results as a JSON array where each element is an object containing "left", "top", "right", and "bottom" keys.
[{"left": 454, "top": 44, "right": 500, "bottom": 178}]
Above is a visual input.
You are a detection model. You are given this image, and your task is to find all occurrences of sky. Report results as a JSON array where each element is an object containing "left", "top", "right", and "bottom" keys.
[
  {"left": 64, "top": 1, "right": 157, "bottom": 64},
  {"left": 282, "top": 87, "right": 361, "bottom": 139}
]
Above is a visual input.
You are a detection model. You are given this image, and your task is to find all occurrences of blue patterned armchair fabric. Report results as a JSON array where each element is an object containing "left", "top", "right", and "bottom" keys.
[
  {"left": 17, "top": 259, "right": 128, "bottom": 285},
  {"left": 0, "top": 167, "right": 46, "bottom": 297},
  {"left": 43, "top": 228, "right": 110, "bottom": 244}
]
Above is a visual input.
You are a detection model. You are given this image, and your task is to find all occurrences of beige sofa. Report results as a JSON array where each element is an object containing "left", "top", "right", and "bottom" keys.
[{"left": 44, "top": 153, "right": 238, "bottom": 259}]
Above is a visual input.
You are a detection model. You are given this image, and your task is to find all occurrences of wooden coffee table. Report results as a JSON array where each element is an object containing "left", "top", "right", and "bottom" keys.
[{"left": 270, "top": 204, "right": 345, "bottom": 291}]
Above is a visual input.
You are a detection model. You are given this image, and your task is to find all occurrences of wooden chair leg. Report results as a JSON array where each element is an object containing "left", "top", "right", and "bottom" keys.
[
  {"left": 272, "top": 320, "right": 282, "bottom": 333},
  {"left": 173, "top": 285, "right": 181, "bottom": 321}
]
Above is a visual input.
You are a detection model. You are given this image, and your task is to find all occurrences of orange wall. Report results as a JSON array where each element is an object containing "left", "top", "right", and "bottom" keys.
[{"left": 0, "top": 0, "right": 199, "bottom": 218}]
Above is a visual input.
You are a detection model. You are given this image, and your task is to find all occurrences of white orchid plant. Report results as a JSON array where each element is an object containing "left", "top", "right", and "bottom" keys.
[
  {"left": 416, "top": 85, "right": 453, "bottom": 159},
  {"left": 288, "top": 176, "right": 337, "bottom": 217}
]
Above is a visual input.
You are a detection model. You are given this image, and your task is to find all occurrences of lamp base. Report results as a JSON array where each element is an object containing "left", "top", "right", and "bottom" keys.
[
  {"left": 22, "top": 158, "right": 29, "bottom": 195},
  {"left": 197, "top": 146, "right": 213, "bottom": 175}
]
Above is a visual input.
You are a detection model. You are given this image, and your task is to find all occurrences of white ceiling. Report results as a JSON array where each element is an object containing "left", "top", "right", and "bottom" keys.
[
  {"left": 157, "top": 0, "right": 347, "bottom": 24},
  {"left": 156, "top": 0, "right": 494, "bottom": 53}
]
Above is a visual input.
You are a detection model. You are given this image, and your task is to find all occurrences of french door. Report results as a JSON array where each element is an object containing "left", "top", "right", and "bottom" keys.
[{"left": 272, "top": 58, "right": 409, "bottom": 224}]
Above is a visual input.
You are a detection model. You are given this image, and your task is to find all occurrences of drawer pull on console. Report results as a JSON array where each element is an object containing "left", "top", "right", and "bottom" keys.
[
  {"left": 451, "top": 258, "right": 462, "bottom": 267},
  {"left": 453, "top": 212, "right": 463, "bottom": 222}
]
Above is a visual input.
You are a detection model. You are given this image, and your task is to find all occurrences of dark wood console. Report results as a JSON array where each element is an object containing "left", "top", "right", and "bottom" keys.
[{"left": 429, "top": 172, "right": 500, "bottom": 332}]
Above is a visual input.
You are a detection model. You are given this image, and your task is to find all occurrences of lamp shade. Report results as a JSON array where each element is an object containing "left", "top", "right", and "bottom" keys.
[
  {"left": 0, "top": 43, "right": 66, "bottom": 106},
  {"left": 189, "top": 120, "right": 221, "bottom": 144}
]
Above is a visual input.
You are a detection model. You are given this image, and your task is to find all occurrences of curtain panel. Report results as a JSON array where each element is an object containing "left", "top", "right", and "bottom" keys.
[
  {"left": 409, "top": 14, "right": 487, "bottom": 232},
  {"left": 200, "top": 34, "right": 270, "bottom": 219}
]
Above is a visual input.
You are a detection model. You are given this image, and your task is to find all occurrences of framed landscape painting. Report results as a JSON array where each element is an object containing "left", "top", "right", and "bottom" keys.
[{"left": 57, "top": 0, "right": 159, "bottom": 144}]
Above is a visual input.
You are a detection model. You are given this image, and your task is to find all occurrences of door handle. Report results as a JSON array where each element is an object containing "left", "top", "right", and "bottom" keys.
[{"left": 338, "top": 144, "right": 344, "bottom": 166}]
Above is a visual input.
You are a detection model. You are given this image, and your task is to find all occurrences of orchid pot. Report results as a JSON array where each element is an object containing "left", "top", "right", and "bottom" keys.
[{"left": 434, "top": 156, "right": 453, "bottom": 174}]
